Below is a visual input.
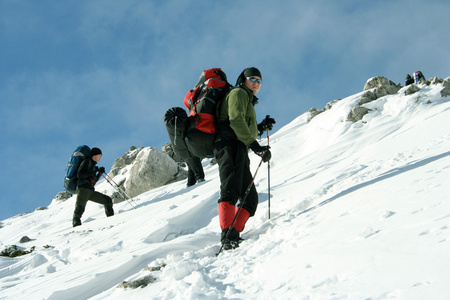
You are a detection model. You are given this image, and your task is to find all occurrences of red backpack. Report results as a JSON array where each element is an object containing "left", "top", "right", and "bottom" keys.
[{"left": 183, "top": 68, "right": 232, "bottom": 157}]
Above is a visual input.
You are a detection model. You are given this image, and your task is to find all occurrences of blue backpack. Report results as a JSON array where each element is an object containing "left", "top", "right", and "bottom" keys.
[{"left": 64, "top": 145, "right": 91, "bottom": 194}]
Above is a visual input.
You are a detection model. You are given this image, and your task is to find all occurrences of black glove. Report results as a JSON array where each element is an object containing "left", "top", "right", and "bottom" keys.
[
  {"left": 98, "top": 166, "right": 105, "bottom": 174},
  {"left": 249, "top": 141, "right": 271, "bottom": 162},
  {"left": 257, "top": 115, "right": 276, "bottom": 136},
  {"left": 261, "top": 149, "right": 271, "bottom": 162}
]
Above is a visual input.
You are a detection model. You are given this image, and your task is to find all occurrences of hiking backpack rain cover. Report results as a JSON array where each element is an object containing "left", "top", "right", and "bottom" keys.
[
  {"left": 64, "top": 145, "right": 91, "bottom": 194},
  {"left": 183, "top": 68, "right": 231, "bottom": 157}
]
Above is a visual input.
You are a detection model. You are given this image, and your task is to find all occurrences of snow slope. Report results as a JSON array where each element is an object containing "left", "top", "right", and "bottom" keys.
[{"left": 1, "top": 81, "right": 450, "bottom": 299}]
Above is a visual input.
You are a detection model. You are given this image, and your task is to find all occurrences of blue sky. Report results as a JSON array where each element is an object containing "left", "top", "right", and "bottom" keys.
[{"left": 1, "top": 0, "right": 449, "bottom": 220}]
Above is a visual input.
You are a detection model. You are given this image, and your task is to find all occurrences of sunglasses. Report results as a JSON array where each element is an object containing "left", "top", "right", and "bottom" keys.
[{"left": 247, "top": 77, "right": 263, "bottom": 84}]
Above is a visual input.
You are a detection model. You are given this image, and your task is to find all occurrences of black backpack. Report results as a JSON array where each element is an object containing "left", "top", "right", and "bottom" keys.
[
  {"left": 64, "top": 145, "right": 90, "bottom": 194},
  {"left": 183, "top": 68, "right": 232, "bottom": 157},
  {"left": 164, "top": 107, "right": 191, "bottom": 160},
  {"left": 164, "top": 68, "right": 232, "bottom": 160}
]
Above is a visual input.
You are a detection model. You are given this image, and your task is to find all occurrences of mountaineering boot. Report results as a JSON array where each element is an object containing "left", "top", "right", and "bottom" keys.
[
  {"left": 72, "top": 217, "right": 82, "bottom": 227},
  {"left": 186, "top": 178, "right": 196, "bottom": 188},
  {"left": 221, "top": 227, "right": 240, "bottom": 250},
  {"left": 187, "top": 178, "right": 205, "bottom": 188},
  {"left": 105, "top": 206, "right": 114, "bottom": 217}
]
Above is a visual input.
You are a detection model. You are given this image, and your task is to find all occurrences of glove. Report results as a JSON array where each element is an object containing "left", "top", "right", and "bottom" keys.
[
  {"left": 257, "top": 115, "right": 276, "bottom": 135},
  {"left": 98, "top": 166, "right": 106, "bottom": 174},
  {"left": 249, "top": 141, "right": 271, "bottom": 162},
  {"left": 261, "top": 149, "right": 271, "bottom": 162}
]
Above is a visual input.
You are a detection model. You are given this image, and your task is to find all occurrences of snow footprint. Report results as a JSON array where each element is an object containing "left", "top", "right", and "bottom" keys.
[
  {"left": 382, "top": 211, "right": 396, "bottom": 218},
  {"left": 360, "top": 227, "right": 381, "bottom": 239}
]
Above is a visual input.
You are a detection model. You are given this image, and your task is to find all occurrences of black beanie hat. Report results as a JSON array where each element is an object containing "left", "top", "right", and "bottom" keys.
[
  {"left": 243, "top": 67, "right": 262, "bottom": 79},
  {"left": 90, "top": 147, "right": 102, "bottom": 156},
  {"left": 236, "top": 67, "right": 262, "bottom": 86}
]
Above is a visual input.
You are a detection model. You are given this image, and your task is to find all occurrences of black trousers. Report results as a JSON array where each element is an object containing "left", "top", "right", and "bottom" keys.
[
  {"left": 214, "top": 139, "right": 258, "bottom": 216},
  {"left": 187, "top": 156, "right": 205, "bottom": 186},
  {"left": 73, "top": 187, "right": 113, "bottom": 219}
]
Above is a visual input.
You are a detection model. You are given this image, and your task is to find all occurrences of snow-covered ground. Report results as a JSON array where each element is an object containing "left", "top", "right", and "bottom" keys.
[{"left": 1, "top": 80, "right": 450, "bottom": 299}]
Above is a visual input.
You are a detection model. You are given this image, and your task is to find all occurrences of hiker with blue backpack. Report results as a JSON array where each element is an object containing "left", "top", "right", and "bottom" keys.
[
  {"left": 215, "top": 67, "right": 275, "bottom": 250},
  {"left": 72, "top": 147, "right": 114, "bottom": 227},
  {"left": 413, "top": 70, "right": 425, "bottom": 83}
]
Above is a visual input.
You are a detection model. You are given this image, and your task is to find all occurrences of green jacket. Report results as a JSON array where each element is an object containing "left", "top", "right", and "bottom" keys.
[{"left": 217, "top": 85, "right": 259, "bottom": 146}]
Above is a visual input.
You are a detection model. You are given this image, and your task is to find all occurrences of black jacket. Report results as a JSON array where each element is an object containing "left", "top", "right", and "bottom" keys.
[
  {"left": 77, "top": 158, "right": 100, "bottom": 190},
  {"left": 405, "top": 78, "right": 414, "bottom": 86}
]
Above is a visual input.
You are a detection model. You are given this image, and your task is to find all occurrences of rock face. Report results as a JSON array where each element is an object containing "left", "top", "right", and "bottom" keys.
[
  {"left": 360, "top": 76, "right": 402, "bottom": 105},
  {"left": 125, "top": 147, "right": 185, "bottom": 198},
  {"left": 110, "top": 146, "right": 142, "bottom": 177},
  {"left": 441, "top": 78, "right": 450, "bottom": 97},
  {"left": 307, "top": 75, "right": 448, "bottom": 124},
  {"left": 162, "top": 142, "right": 186, "bottom": 167},
  {"left": 363, "top": 76, "right": 400, "bottom": 92},
  {"left": 110, "top": 146, "right": 187, "bottom": 200},
  {"left": 348, "top": 76, "right": 401, "bottom": 122},
  {"left": 347, "top": 107, "right": 370, "bottom": 123},
  {"left": 405, "top": 84, "right": 421, "bottom": 96},
  {"left": 54, "top": 191, "right": 72, "bottom": 202},
  {"left": 162, "top": 143, "right": 183, "bottom": 163}
]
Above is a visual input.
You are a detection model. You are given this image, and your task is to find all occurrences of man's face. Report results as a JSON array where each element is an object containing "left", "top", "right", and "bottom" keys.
[
  {"left": 92, "top": 154, "right": 102, "bottom": 162},
  {"left": 244, "top": 76, "right": 262, "bottom": 95}
]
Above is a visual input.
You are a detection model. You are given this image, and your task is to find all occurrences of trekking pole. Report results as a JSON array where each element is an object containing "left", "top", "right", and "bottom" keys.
[
  {"left": 103, "top": 173, "right": 136, "bottom": 203},
  {"left": 102, "top": 174, "right": 137, "bottom": 209},
  {"left": 101, "top": 173, "right": 136, "bottom": 209},
  {"left": 267, "top": 129, "right": 271, "bottom": 219},
  {"left": 101, "top": 173, "right": 137, "bottom": 209},
  {"left": 216, "top": 153, "right": 266, "bottom": 256}
]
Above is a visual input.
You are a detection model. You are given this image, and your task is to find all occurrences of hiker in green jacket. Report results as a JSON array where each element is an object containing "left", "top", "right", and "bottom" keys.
[
  {"left": 72, "top": 147, "right": 114, "bottom": 227},
  {"left": 214, "top": 67, "right": 274, "bottom": 250}
]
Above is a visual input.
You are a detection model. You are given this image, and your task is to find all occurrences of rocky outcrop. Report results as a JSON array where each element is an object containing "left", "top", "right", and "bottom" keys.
[
  {"left": 54, "top": 191, "right": 72, "bottom": 202},
  {"left": 307, "top": 108, "right": 324, "bottom": 122},
  {"left": 405, "top": 84, "right": 421, "bottom": 96},
  {"left": 441, "top": 77, "right": 450, "bottom": 97},
  {"left": 360, "top": 76, "right": 401, "bottom": 105},
  {"left": 110, "top": 146, "right": 187, "bottom": 200},
  {"left": 347, "top": 76, "right": 400, "bottom": 122},
  {"left": 347, "top": 107, "right": 370, "bottom": 123},
  {"left": 359, "top": 91, "right": 377, "bottom": 105},
  {"left": 110, "top": 146, "right": 142, "bottom": 176},
  {"left": 308, "top": 75, "right": 447, "bottom": 124},
  {"left": 162, "top": 142, "right": 185, "bottom": 167},
  {"left": 363, "top": 76, "right": 401, "bottom": 92},
  {"left": 307, "top": 99, "right": 341, "bottom": 122}
]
